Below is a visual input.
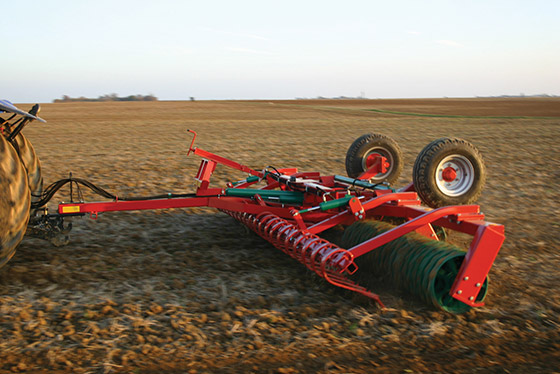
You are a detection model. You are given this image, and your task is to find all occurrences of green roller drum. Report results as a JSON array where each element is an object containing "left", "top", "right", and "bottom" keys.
[{"left": 341, "top": 220, "right": 488, "bottom": 313}]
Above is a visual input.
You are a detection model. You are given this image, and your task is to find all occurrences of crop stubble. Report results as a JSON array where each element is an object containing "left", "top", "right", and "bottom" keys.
[{"left": 0, "top": 99, "right": 559, "bottom": 373}]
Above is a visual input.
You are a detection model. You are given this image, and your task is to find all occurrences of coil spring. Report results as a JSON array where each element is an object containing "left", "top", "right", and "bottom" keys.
[
  {"left": 221, "top": 210, "right": 384, "bottom": 306},
  {"left": 222, "top": 210, "right": 355, "bottom": 277}
]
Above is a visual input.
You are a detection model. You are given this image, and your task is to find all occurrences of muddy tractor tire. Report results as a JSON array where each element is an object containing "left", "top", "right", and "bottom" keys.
[
  {"left": 0, "top": 135, "right": 31, "bottom": 269},
  {"left": 11, "top": 133, "right": 43, "bottom": 208}
]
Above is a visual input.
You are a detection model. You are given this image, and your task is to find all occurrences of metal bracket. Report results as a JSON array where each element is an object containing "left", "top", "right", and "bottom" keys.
[{"left": 348, "top": 196, "right": 365, "bottom": 220}]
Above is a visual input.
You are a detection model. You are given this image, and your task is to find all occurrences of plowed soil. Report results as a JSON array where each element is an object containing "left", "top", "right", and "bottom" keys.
[{"left": 1, "top": 99, "right": 559, "bottom": 373}]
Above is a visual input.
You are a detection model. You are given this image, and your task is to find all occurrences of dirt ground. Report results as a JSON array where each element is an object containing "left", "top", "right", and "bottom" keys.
[{"left": 1, "top": 98, "right": 559, "bottom": 373}]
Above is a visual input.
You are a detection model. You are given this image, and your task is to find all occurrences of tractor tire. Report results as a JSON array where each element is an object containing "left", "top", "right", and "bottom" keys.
[
  {"left": 11, "top": 133, "right": 43, "bottom": 208},
  {"left": 413, "top": 137, "right": 486, "bottom": 208},
  {"left": 345, "top": 133, "right": 403, "bottom": 184},
  {"left": 0, "top": 135, "right": 31, "bottom": 269}
]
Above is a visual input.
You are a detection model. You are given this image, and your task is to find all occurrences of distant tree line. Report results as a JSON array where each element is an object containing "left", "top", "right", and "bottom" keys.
[
  {"left": 53, "top": 93, "right": 158, "bottom": 103},
  {"left": 295, "top": 96, "right": 367, "bottom": 100}
]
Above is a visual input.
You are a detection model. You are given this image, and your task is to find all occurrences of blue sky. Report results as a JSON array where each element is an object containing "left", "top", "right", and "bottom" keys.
[{"left": 2, "top": 0, "right": 559, "bottom": 103}]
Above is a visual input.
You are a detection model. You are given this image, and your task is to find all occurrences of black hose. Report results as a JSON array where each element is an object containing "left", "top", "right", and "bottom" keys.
[{"left": 31, "top": 177, "right": 203, "bottom": 209}]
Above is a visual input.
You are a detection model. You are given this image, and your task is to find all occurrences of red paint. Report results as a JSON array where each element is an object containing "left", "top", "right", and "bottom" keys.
[
  {"left": 442, "top": 166, "right": 457, "bottom": 182},
  {"left": 358, "top": 154, "right": 388, "bottom": 180}
]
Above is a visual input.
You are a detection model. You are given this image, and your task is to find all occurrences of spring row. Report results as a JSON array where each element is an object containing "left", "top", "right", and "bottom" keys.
[{"left": 222, "top": 210, "right": 356, "bottom": 278}]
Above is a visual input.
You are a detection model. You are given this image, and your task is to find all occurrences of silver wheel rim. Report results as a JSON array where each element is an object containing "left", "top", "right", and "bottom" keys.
[
  {"left": 362, "top": 147, "right": 394, "bottom": 180},
  {"left": 435, "top": 155, "right": 475, "bottom": 196}
]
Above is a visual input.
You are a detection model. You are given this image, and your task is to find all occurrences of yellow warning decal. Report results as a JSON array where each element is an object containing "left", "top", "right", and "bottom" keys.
[{"left": 62, "top": 205, "right": 81, "bottom": 213}]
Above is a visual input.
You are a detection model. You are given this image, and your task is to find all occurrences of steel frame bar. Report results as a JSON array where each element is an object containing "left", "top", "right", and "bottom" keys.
[
  {"left": 348, "top": 205, "right": 481, "bottom": 258},
  {"left": 59, "top": 196, "right": 211, "bottom": 215},
  {"left": 192, "top": 148, "right": 264, "bottom": 178}
]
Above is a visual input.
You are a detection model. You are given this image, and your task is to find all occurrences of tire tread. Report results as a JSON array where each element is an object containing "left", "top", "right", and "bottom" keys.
[{"left": 0, "top": 135, "right": 31, "bottom": 268}]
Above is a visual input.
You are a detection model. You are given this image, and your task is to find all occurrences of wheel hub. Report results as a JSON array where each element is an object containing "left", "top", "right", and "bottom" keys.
[
  {"left": 365, "top": 152, "right": 381, "bottom": 168},
  {"left": 442, "top": 166, "right": 457, "bottom": 182},
  {"left": 435, "top": 155, "right": 475, "bottom": 197},
  {"left": 362, "top": 148, "right": 393, "bottom": 180}
]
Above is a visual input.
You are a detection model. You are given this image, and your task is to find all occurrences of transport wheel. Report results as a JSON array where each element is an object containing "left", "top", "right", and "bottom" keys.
[
  {"left": 345, "top": 133, "right": 403, "bottom": 184},
  {"left": 11, "top": 133, "right": 43, "bottom": 208},
  {"left": 413, "top": 138, "right": 485, "bottom": 208},
  {"left": 0, "top": 135, "right": 31, "bottom": 269}
]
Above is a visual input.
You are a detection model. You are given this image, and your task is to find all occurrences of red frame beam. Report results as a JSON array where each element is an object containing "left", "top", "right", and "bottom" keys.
[
  {"left": 59, "top": 196, "right": 211, "bottom": 215},
  {"left": 348, "top": 205, "right": 481, "bottom": 258},
  {"left": 192, "top": 148, "right": 263, "bottom": 178}
]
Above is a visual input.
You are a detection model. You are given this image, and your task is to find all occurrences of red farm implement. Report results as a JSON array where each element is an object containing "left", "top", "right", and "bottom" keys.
[{"left": 1, "top": 103, "right": 505, "bottom": 313}]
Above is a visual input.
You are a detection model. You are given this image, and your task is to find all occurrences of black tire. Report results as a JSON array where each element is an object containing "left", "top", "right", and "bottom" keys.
[
  {"left": 345, "top": 133, "right": 403, "bottom": 184},
  {"left": 0, "top": 135, "right": 31, "bottom": 269},
  {"left": 413, "top": 138, "right": 486, "bottom": 208},
  {"left": 12, "top": 133, "right": 43, "bottom": 208}
]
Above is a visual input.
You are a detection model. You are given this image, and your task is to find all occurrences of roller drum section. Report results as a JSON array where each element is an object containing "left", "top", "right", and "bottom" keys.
[{"left": 342, "top": 220, "right": 489, "bottom": 313}]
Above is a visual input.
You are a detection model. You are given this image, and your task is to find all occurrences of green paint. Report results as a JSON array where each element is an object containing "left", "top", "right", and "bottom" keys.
[
  {"left": 225, "top": 188, "right": 304, "bottom": 204},
  {"left": 333, "top": 175, "right": 394, "bottom": 191}
]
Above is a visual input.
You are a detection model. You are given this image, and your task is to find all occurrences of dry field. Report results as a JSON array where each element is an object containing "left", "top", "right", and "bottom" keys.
[{"left": 1, "top": 98, "right": 559, "bottom": 373}]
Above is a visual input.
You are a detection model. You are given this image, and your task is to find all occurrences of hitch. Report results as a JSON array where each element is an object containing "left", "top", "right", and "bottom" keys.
[{"left": 26, "top": 213, "right": 72, "bottom": 247}]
